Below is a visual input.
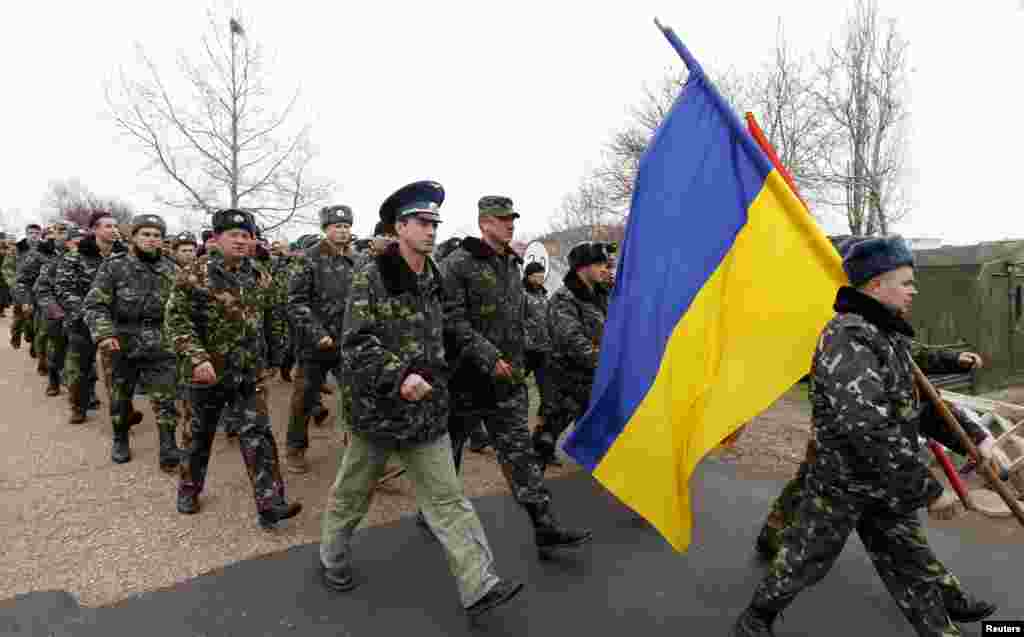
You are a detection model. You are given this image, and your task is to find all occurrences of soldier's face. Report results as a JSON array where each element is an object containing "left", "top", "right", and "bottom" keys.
[
  {"left": 217, "top": 229, "right": 252, "bottom": 259},
  {"left": 133, "top": 228, "right": 164, "bottom": 254},
  {"left": 324, "top": 222, "right": 352, "bottom": 247},
  {"left": 271, "top": 241, "right": 286, "bottom": 256},
  {"left": 397, "top": 216, "right": 438, "bottom": 256},
  {"left": 481, "top": 215, "right": 515, "bottom": 245},
  {"left": 27, "top": 229, "right": 41, "bottom": 242},
  {"left": 869, "top": 266, "right": 917, "bottom": 316},
  {"left": 175, "top": 245, "right": 196, "bottom": 264},
  {"left": 580, "top": 261, "right": 610, "bottom": 287},
  {"left": 528, "top": 272, "right": 545, "bottom": 287},
  {"left": 93, "top": 218, "right": 118, "bottom": 244}
]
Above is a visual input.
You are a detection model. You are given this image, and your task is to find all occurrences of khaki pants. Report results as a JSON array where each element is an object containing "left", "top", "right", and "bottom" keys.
[{"left": 320, "top": 432, "right": 500, "bottom": 608}]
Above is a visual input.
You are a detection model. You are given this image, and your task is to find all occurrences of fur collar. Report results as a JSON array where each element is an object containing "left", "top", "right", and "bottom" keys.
[
  {"left": 311, "top": 237, "right": 353, "bottom": 261},
  {"left": 834, "top": 286, "right": 914, "bottom": 337},
  {"left": 376, "top": 244, "right": 440, "bottom": 296},
  {"left": 37, "top": 239, "right": 56, "bottom": 256},
  {"left": 563, "top": 270, "right": 604, "bottom": 305},
  {"left": 460, "top": 236, "right": 523, "bottom": 266}
]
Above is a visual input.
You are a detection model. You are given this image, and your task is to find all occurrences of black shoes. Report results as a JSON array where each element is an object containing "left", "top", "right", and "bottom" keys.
[
  {"left": 320, "top": 559, "right": 357, "bottom": 592},
  {"left": 177, "top": 492, "right": 200, "bottom": 515},
  {"left": 466, "top": 580, "right": 524, "bottom": 618},
  {"left": 258, "top": 501, "right": 302, "bottom": 530}
]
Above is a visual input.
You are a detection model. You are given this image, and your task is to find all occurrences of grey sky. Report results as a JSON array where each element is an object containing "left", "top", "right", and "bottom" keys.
[{"left": 1, "top": 1, "right": 1021, "bottom": 244}]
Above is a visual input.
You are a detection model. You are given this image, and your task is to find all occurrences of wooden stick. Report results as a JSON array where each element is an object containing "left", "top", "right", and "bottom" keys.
[{"left": 912, "top": 360, "right": 1024, "bottom": 528}]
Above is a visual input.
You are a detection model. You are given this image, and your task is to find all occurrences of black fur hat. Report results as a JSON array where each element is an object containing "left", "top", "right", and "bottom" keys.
[{"left": 842, "top": 235, "right": 914, "bottom": 286}]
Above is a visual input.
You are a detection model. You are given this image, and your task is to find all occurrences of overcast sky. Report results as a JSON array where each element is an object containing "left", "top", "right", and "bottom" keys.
[{"left": 1, "top": 1, "right": 1021, "bottom": 245}]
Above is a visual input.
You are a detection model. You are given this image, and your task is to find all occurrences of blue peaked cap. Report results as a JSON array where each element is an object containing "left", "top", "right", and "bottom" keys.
[{"left": 379, "top": 181, "right": 444, "bottom": 227}]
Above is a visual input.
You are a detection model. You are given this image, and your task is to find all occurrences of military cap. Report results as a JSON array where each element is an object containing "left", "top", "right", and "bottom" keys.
[
  {"left": 319, "top": 204, "right": 354, "bottom": 228},
  {"left": 26, "top": 223, "right": 41, "bottom": 232},
  {"left": 567, "top": 241, "right": 612, "bottom": 270},
  {"left": 478, "top": 195, "right": 520, "bottom": 219},
  {"left": 211, "top": 208, "right": 257, "bottom": 236},
  {"left": 842, "top": 235, "right": 915, "bottom": 287},
  {"left": 379, "top": 180, "right": 444, "bottom": 227},
  {"left": 65, "top": 225, "right": 85, "bottom": 242},
  {"left": 200, "top": 229, "right": 215, "bottom": 243},
  {"left": 130, "top": 214, "right": 167, "bottom": 236},
  {"left": 172, "top": 231, "right": 199, "bottom": 247}
]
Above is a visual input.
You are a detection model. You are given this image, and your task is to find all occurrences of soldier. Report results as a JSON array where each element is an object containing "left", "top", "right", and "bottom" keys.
[
  {"left": 35, "top": 225, "right": 84, "bottom": 395},
  {"left": 319, "top": 180, "right": 522, "bottom": 618},
  {"left": 7, "top": 224, "right": 41, "bottom": 351},
  {"left": 532, "top": 242, "right": 610, "bottom": 470},
  {"left": 170, "top": 232, "right": 199, "bottom": 441},
  {"left": 171, "top": 232, "right": 199, "bottom": 266},
  {"left": 57, "top": 212, "right": 133, "bottom": 425},
  {"left": 84, "top": 214, "right": 183, "bottom": 470},
  {"left": 167, "top": 208, "right": 301, "bottom": 529},
  {"left": 0, "top": 233, "right": 11, "bottom": 317},
  {"left": 17, "top": 222, "right": 68, "bottom": 376},
  {"left": 440, "top": 195, "right": 592, "bottom": 559},
  {"left": 733, "top": 236, "right": 1001, "bottom": 637},
  {"left": 284, "top": 205, "right": 357, "bottom": 473}
]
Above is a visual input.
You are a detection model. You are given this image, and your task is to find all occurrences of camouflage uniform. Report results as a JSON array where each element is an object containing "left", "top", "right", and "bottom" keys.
[
  {"left": 166, "top": 248, "right": 292, "bottom": 518},
  {"left": 0, "top": 241, "right": 11, "bottom": 314},
  {"left": 6, "top": 238, "right": 36, "bottom": 349},
  {"left": 55, "top": 236, "right": 124, "bottom": 421},
  {"left": 33, "top": 246, "right": 68, "bottom": 393},
  {"left": 534, "top": 271, "right": 607, "bottom": 466},
  {"left": 286, "top": 237, "right": 354, "bottom": 458},
  {"left": 745, "top": 287, "right": 989, "bottom": 637},
  {"left": 84, "top": 245, "right": 182, "bottom": 469},
  {"left": 320, "top": 242, "right": 503, "bottom": 609},
  {"left": 16, "top": 239, "right": 59, "bottom": 374}
]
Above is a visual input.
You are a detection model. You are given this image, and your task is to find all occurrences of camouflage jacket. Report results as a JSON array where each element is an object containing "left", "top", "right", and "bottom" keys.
[
  {"left": 441, "top": 237, "right": 528, "bottom": 387},
  {"left": 54, "top": 236, "right": 125, "bottom": 334},
  {"left": 3, "top": 239, "right": 33, "bottom": 292},
  {"left": 32, "top": 246, "right": 67, "bottom": 315},
  {"left": 547, "top": 271, "right": 609, "bottom": 382},
  {"left": 15, "top": 240, "right": 57, "bottom": 307},
  {"left": 287, "top": 239, "right": 355, "bottom": 361},
  {"left": 806, "top": 286, "right": 986, "bottom": 512},
  {"left": 165, "top": 250, "right": 286, "bottom": 387},
  {"left": 84, "top": 248, "right": 178, "bottom": 359},
  {"left": 342, "top": 245, "right": 449, "bottom": 445},
  {"left": 523, "top": 281, "right": 551, "bottom": 353}
]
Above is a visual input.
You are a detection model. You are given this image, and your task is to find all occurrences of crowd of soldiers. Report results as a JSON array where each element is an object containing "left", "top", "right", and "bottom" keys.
[{"left": 0, "top": 181, "right": 618, "bottom": 618}]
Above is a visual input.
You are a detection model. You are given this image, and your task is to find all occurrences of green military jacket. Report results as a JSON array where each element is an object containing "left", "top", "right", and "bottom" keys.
[
  {"left": 287, "top": 238, "right": 355, "bottom": 361},
  {"left": 547, "top": 270, "right": 609, "bottom": 383}
]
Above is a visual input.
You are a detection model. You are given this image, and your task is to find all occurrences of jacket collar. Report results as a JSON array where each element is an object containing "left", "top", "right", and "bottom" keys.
[
  {"left": 16, "top": 238, "right": 31, "bottom": 253},
  {"left": 563, "top": 270, "right": 605, "bottom": 305},
  {"left": 524, "top": 282, "right": 547, "bottom": 296},
  {"left": 460, "top": 236, "right": 523, "bottom": 266},
  {"left": 834, "top": 286, "right": 914, "bottom": 337},
  {"left": 37, "top": 239, "right": 56, "bottom": 256},
  {"left": 376, "top": 243, "right": 439, "bottom": 296}
]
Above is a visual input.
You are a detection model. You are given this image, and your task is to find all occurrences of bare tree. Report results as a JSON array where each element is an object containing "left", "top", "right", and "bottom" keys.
[
  {"left": 43, "top": 178, "right": 136, "bottom": 227},
  {"left": 810, "top": 0, "right": 911, "bottom": 235},
  {"left": 107, "top": 11, "right": 332, "bottom": 232}
]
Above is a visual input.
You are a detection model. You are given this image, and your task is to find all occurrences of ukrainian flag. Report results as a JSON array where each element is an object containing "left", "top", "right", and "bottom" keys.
[{"left": 564, "top": 24, "right": 847, "bottom": 552}]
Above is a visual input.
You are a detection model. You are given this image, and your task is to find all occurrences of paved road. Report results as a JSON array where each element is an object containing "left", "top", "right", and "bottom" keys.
[{"left": 3, "top": 459, "right": 1019, "bottom": 636}]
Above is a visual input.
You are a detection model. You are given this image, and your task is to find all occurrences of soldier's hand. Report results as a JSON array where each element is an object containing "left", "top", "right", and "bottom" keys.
[
  {"left": 400, "top": 373, "right": 432, "bottom": 402},
  {"left": 98, "top": 337, "right": 121, "bottom": 353},
  {"left": 494, "top": 359, "right": 513, "bottom": 379},
  {"left": 959, "top": 352, "right": 983, "bottom": 370},
  {"left": 318, "top": 335, "right": 334, "bottom": 350},
  {"left": 192, "top": 361, "right": 217, "bottom": 385}
]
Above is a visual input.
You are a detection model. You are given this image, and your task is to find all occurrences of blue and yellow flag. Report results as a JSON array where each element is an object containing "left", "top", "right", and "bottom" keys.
[{"left": 564, "top": 23, "right": 847, "bottom": 552}]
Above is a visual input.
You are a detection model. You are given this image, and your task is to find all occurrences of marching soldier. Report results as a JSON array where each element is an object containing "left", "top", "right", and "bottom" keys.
[
  {"left": 0, "top": 233, "right": 11, "bottom": 317},
  {"left": 17, "top": 222, "right": 68, "bottom": 376},
  {"left": 7, "top": 223, "right": 41, "bottom": 352},
  {"left": 319, "top": 180, "right": 523, "bottom": 618},
  {"left": 34, "top": 225, "right": 84, "bottom": 395},
  {"left": 440, "top": 195, "right": 592, "bottom": 559},
  {"left": 733, "top": 236, "right": 1000, "bottom": 637},
  {"left": 167, "top": 208, "right": 301, "bottom": 529},
  {"left": 284, "top": 205, "right": 356, "bottom": 473},
  {"left": 170, "top": 232, "right": 199, "bottom": 441},
  {"left": 533, "top": 241, "right": 610, "bottom": 470},
  {"left": 84, "top": 214, "right": 183, "bottom": 470},
  {"left": 522, "top": 259, "right": 552, "bottom": 452},
  {"left": 271, "top": 239, "right": 299, "bottom": 382},
  {"left": 56, "top": 212, "right": 133, "bottom": 425}
]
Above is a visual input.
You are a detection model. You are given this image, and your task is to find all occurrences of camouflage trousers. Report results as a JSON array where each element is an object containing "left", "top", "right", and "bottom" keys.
[
  {"left": 46, "top": 319, "right": 66, "bottom": 387},
  {"left": 178, "top": 381, "right": 287, "bottom": 513},
  {"left": 287, "top": 356, "right": 339, "bottom": 450},
  {"left": 32, "top": 308, "right": 49, "bottom": 369},
  {"left": 536, "top": 360, "right": 593, "bottom": 464},
  {"left": 450, "top": 382, "right": 550, "bottom": 507},
  {"left": 64, "top": 330, "right": 99, "bottom": 412},
  {"left": 10, "top": 304, "right": 34, "bottom": 344},
  {"left": 110, "top": 353, "right": 177, "bottom": 436},
  {"left": 320, "top": 431, "right": 500, "bottom": 608},
  {"left": 751, "top": 482, "right": 964, "bottom": 636},
  {"left": 525, "top": 350, "right": 552, "bottom": 418}
]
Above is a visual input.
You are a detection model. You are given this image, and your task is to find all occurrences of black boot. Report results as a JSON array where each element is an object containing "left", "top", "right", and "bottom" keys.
[
  {"left": 524, "top": 501, "right": 593, "bottom": 560},
  {"left": 258, "top": 501, "right": 303, "bottom": 530},
  {"left": 158, "top": 428, "right": 183, "bottom": 472},
  {"left": 127, "top": 408, "right": 143, "bottom": 427},
  {"left": 111, "top": 430, "right": 131, "bottom": 464},
  {"left": 465, "top": 580, "right": 524, "bottom": 618},
  {"left": 945, "top": 592, "right": 997, "bottom": 623},
  {"left": 532, "top": 430, "right": 557, "bottom": 468},
  {"left": 177, "top": 492, "right": 199, "bottom": 515},
  {"left": 320, "top": 555, "right": 357, "bottom": 592},
  {"left": 733, "top": 606, "right": 778, "bottom": 637},
  {"left": 755, "top": 525, "right": 780, "bottom": 561}
]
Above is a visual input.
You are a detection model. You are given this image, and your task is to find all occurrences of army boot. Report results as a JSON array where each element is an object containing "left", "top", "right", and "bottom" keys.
[
  {"left": 158, "top": 427, "right": 183, "bottom": 472},
  {"left": 10, "top": 331, "right": 20, "bottom": 349},
  {"left": 36, "top": 356, "right": 48, "bottom": 376},
  {"left": 465, "top": 580, "right": 524, "bottom": 619},
  {"left": 284, "top": 447, "right": 309, "bottom": 474},
  {"left": 733, "top": 606, "right": 779, "bottom": 637},
  {"left": 944, "top": 591, "right": 996, "bottom": 623},
  {"left": 67, "top": 386, "right": 87, "bottom": 424},
  {"left": 111, "top": 428, "right": 131, "bottom": 464},
  {"left": 524, "top": 501, "right": 593, "bottom": 560},
  {"left": 45, "top": 368, "right": 61, "bottom": 396},
  {"left": 258, "top": 501, "right": 303, "bottom": 530}
]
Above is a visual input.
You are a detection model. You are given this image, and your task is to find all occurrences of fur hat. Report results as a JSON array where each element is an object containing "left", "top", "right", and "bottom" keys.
[
  {"left": 524, "top": 261, "right": 545, "bottom": 277},
  {"left": 842, "top": 235, "right": 914, "bottom": 287}
]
